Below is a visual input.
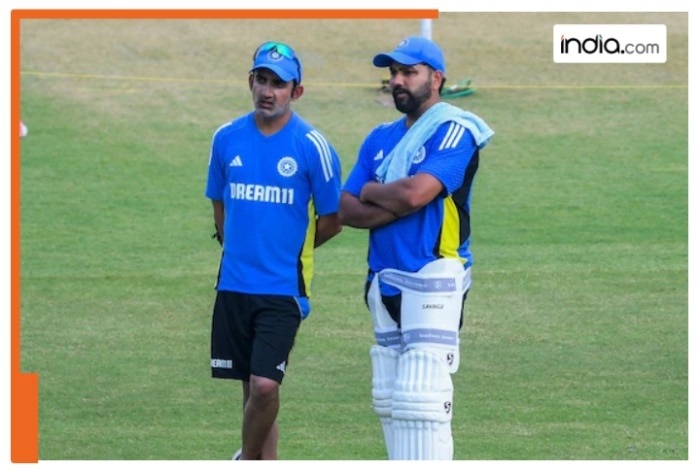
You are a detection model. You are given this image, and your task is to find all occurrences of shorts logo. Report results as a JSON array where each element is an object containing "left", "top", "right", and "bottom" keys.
[
  {"left": 277, "top": 157, "right": 298, "bottom": 177},
  {"left": 276, "top": 361, "right": 287, "bottom": 373},
  {"left": 211, "top": 358, "right": 233, "bottom": 369}
]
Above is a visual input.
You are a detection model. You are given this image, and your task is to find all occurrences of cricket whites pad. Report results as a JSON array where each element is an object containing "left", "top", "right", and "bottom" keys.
[
  {"left": 370, "top": 345, "right": 400, "bottom": 459},
  {"left": 391, "top": 349, "right": 455, "bottom": 460},
  {"left": 378, "top": 258, "right": 470, "bottom": 373},
  {"left": 367, "top": 275, "right": 402, "bottom": 351}
]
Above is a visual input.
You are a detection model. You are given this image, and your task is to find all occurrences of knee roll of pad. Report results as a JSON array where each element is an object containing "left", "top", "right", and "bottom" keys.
[{"left": 391, "top": 349, "right": 454, "bottom": 460}]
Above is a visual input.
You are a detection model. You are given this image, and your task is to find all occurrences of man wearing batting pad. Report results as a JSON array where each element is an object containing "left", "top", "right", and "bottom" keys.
[{"left": 339, "top": 36, "right": 494, "bottom": 460}]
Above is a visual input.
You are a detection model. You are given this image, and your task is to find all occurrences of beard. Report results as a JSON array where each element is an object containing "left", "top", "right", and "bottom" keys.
[
  {"left": 253, "top": 98, "right": 290, "bottom": 122},
  {"left": 392, "top": 78, "right": 432, "bottom": 115}
]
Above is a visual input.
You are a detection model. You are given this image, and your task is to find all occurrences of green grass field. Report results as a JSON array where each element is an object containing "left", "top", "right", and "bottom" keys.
[{"left": 18, "top": 12, "right": 688, "bottom": 460}]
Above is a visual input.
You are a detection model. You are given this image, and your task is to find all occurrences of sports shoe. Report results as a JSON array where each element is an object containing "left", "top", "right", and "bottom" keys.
[{"left": 232, "top": 448, "right": 242, "bottom": 460}]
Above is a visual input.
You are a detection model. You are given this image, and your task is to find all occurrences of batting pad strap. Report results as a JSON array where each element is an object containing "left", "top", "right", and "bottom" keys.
[
  {"left": 380, "top": 271, "right": 460, "bottom": 293},
  {"left": 402, "top": 328, "right": 457, "bottom": 347},
  {"left": 378, "top": 258, "right": 471, "bottom": 296},
  {"left": 375, "top": 329, "right": 402, "bottom": 349}
]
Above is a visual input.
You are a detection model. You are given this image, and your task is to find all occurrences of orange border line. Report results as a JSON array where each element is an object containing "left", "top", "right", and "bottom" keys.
[
  {"left": 11, "top": 9, "right": 39, "bottom": 465},
  {"left": 13, "top": 9, "right": 438, "bottom": 19},
  {"left": 10, "top": 8, "right": 438, "bottom": 463}
]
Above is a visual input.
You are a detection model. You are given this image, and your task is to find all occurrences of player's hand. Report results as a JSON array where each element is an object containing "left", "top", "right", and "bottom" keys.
[{"left": 211, "top": 225, "right": 223, "bottom": 246}]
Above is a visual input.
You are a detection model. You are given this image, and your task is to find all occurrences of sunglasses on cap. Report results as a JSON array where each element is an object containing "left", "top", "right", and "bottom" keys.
[
  {"left": 253, "top": 41, "right": 302, "bottom": 83},
  {"left": 254, "top": 41, "right": 297, "bottom": 60}
]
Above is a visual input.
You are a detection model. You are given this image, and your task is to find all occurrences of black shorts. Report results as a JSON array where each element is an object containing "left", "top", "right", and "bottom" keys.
[{"left": 210, "top": 291, "right": 303, "bottom": 384}]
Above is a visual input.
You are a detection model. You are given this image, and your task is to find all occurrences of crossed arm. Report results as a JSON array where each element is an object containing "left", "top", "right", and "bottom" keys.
[{"left": 338, "top": 173, "right": 444, "bottom": 229}]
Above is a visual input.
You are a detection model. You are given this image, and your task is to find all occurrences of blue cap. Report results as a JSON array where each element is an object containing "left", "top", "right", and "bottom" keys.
[
  {"left": 251, "top": 42, "right": 303, "bottom": 83},
  {"left": 373, "top": 36, "right": 446, "bottom": 75}
]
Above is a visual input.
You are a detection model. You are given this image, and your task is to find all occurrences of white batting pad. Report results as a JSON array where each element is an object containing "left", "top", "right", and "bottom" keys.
[
  {"left": 367, "top": 275, "right": 402, "bottom": 351},
  {"left": 392, "top": 349, "right": 454, "bottom": 460},
  {"left": 370, "top": 345, "right": 400, "bottom": 459},
  {"left": 379, "top": 259, "right": 470, "bottom": 373}
]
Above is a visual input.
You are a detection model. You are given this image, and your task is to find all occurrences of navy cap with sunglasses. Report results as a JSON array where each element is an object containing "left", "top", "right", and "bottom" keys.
[{"left": 250, "top": 41, "right": 303, "bottom": 84}]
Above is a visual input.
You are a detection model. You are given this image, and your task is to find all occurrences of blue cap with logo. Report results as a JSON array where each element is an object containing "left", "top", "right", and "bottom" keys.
[
  {"left": 251, "top": 41, "right": 303, "bottom": 83},
  {"left": 373, "top": 36, "right": 446, "bottom": 75}
]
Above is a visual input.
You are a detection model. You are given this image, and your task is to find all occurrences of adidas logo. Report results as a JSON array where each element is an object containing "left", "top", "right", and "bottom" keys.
[
  {"left": 229, "top": 155, "right": 243, "bottom": 167},
  {"left": 373, "top": 150, "right": 384, "bottom": 161}
]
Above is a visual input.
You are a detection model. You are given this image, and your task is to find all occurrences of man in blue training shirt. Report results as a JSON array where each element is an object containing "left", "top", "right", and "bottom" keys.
[
  {"left": 205, "top": 41, "right": 342, "bottom": 460},
  {"left": 339, "top": 36, "right": 494, "bottom": 460}
]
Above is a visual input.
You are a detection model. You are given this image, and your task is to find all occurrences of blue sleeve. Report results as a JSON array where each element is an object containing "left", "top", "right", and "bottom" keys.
[
  {"left": 418, "top": 121, "right": 477, "bottom": 194},
  {"left": 306, "top": 130, "right": 342, "bottom": 216},
  {"left": 205, "top": 130, "right": 226, "bottom": 201}
]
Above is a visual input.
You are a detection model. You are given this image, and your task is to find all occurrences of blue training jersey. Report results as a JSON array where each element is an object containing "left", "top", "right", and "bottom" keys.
[
  {"left": 205, "top": 112, "right": 341, "bottom": 297},
  {"left": 343, "top": 114, "right": 479, "bottom": 293}
]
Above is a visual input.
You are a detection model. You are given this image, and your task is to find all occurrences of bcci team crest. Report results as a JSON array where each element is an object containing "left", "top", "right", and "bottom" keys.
[
  {"left": 412, "top": 146, "right": 426, "bottom": 164},
  {"left": 277, "top": 157, "right": 298, "bottom": 177},
  {"left": 267, "top": 50, "right": 284, "bottom": 62}
]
